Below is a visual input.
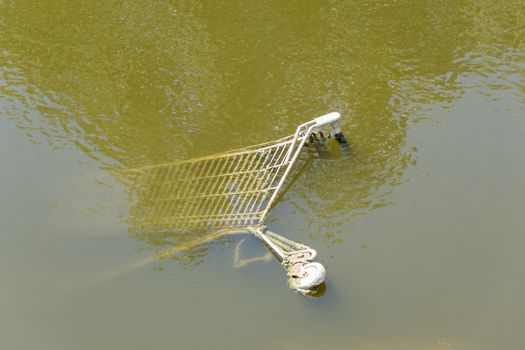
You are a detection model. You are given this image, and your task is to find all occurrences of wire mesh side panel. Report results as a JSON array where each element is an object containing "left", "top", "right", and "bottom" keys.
[{"left": 120, "top": 136, "right": 296, "bottom": 233}]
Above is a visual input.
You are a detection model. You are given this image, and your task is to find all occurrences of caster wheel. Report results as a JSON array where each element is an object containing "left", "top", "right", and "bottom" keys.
[{"left": 290, "top": 262, "right": 326, "bottom": 291}]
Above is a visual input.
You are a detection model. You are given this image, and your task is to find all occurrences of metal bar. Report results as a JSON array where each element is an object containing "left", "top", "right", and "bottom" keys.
[{"left": 259, "top": 124, "right": 315, "bottom": 221}]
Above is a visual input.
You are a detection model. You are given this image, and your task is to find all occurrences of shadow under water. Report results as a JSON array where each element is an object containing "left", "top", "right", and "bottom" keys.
[{"left": 1, "top": 0, "right": 523, "bottom": 265}]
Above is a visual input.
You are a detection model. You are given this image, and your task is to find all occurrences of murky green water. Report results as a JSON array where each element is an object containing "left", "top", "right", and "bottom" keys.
[{"left": 1, "top": 1, "right": 524, "bottom": 349}]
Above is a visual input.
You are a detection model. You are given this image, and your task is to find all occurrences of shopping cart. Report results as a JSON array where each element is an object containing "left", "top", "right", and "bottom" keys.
[{"left": 122, "top": 112, "right": 348, "bottom": 294}]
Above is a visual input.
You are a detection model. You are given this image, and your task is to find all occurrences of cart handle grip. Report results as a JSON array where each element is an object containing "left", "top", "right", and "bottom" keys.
[{"left": 314, "top": 112, "right": 340, "bottom": 127}]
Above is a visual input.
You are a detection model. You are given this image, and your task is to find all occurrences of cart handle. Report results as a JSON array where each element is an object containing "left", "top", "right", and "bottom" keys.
[{"left": 314, "top": 112, "right": 340, "bottom": 127}]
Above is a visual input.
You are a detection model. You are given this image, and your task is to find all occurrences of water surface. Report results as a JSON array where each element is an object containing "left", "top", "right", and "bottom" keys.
[{"left": 1, "top": 1, "right": 524, "bottom": 349}]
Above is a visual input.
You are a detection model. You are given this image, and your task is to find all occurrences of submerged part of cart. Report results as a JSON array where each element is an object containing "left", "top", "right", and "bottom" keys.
[{"left": 121, "top": 112, "right": 349, "bottom": 295}]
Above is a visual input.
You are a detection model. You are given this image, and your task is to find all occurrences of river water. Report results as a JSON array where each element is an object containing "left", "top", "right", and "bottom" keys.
[{"left": 1, "top": 1, "right": 524, "bottom": 349}]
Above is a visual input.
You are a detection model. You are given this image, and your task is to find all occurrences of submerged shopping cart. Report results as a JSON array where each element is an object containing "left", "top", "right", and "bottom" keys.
[{"left": 122, "top": 112, "right": 348, "bottom": 294}]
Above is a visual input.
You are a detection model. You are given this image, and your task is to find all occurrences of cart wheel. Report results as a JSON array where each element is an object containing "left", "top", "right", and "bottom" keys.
[{"left": 290, "top": 262, "right": 326, "bottom": 291}]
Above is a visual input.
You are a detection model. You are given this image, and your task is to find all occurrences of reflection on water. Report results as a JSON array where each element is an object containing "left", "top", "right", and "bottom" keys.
[{"left": 1, "top": 0, "right": 523, "bottom": 263}]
